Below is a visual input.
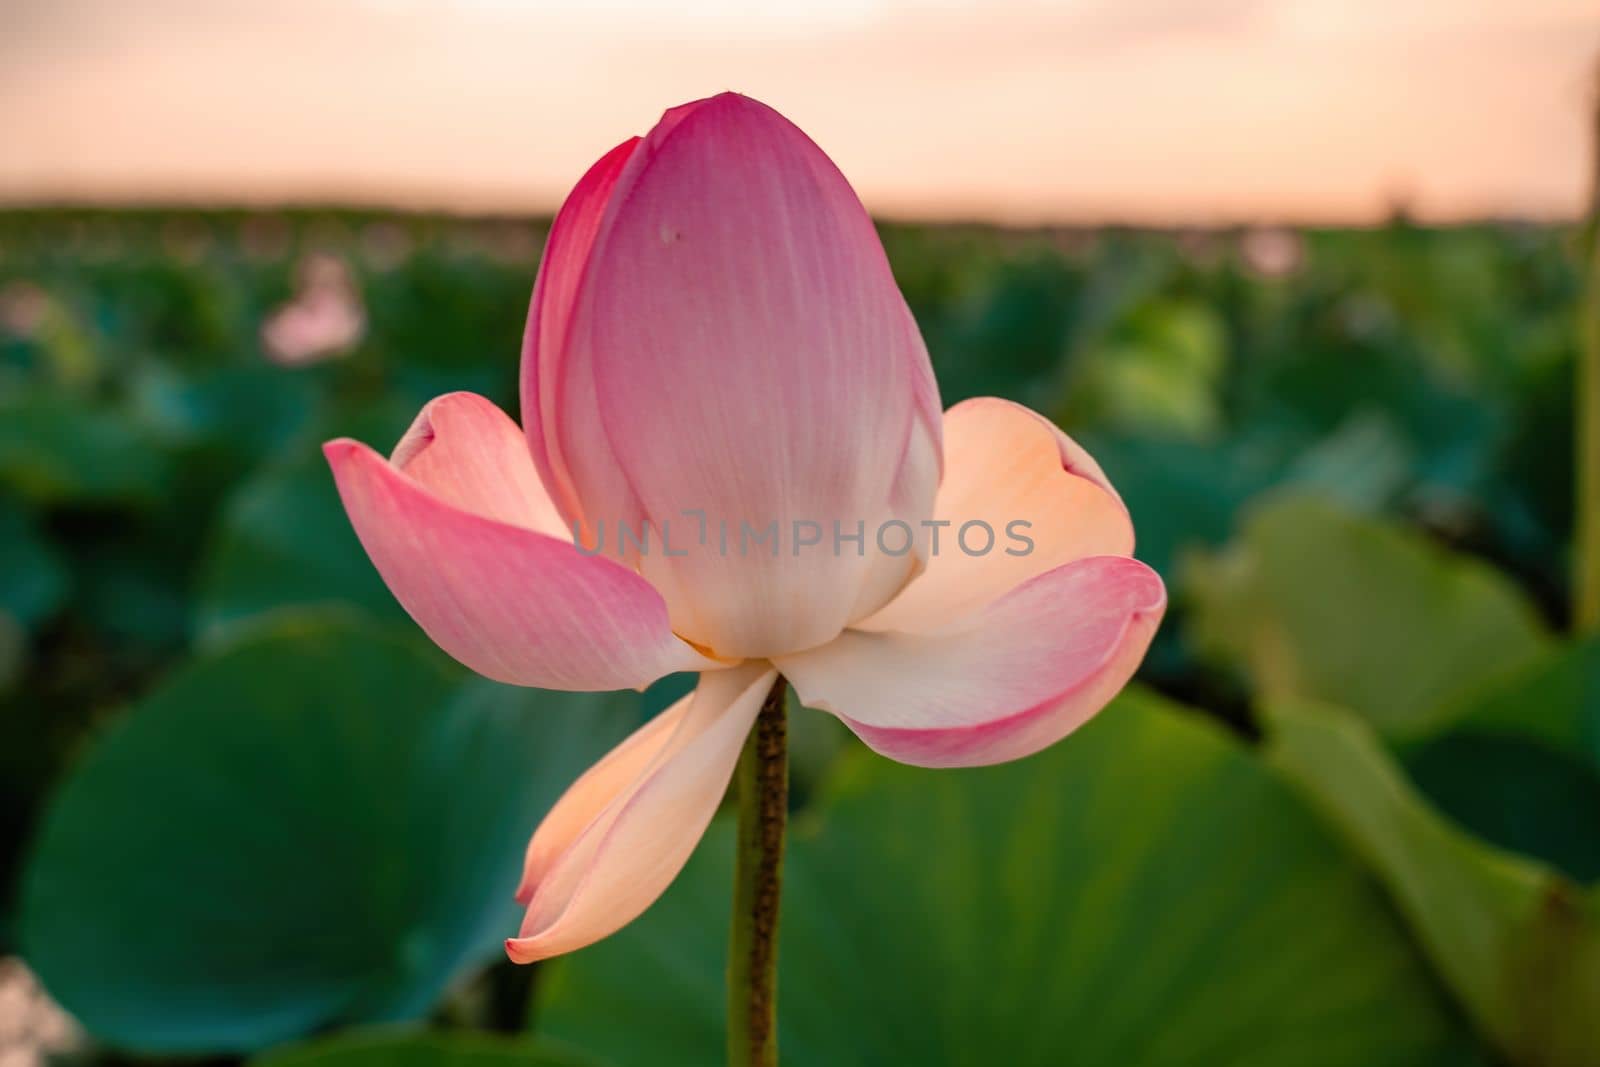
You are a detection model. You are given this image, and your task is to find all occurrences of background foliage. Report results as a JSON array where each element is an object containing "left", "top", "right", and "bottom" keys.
[{"left": 0, "top": 209, "right": 1592, "bottom": 1065}]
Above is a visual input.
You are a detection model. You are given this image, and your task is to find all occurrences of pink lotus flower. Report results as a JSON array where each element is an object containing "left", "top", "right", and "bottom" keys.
[
  {"left": 261, "top": 253, "right": 366, "bottom": 366},
  {"left": 325, "top": 93, "right": 1165, "bottom": 965}
]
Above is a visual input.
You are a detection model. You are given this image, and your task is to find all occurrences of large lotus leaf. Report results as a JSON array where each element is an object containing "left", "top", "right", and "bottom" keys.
[
  {"left": 0, "top": 388, "right": 171, "bottom": 505},
  {"left": 1266, "top": 699, "right": 1600, "bottom": 1067},
  {"left": 19, "top": 612, "right": 636, "bottom": 1053},
  {"left": 194, "top": 451, "right": 407, "bottom": 640},
  {"left": 130, "top": 362, "right": 315, "bottom": 464},
  {"left": 540, "top": 688, "right": 1479, "bottom": 1067},
  {"left": 1398, "top": 635, "right": 1600, "bottom": 883},
  {"left": 1403, "top": 733, "right": 1600, "bottom": 884},
  {"left": 1185, "top": 495, "right": 1550, "bottom": 738},
  {"left": 1437, "top": 635, "right": 1600, "bottom": 765}
]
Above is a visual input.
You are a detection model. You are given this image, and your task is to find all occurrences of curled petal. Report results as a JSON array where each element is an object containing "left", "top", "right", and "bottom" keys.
[
  {"left": 550, "top": 93, "right": 942, "bottom": 659},
  {"left": 324, "top": 397, "right": 717, "bottom": 692},
  {"left": 862, "top": 397, "right": 1132, "bottom": 633},
  {"left": 776, "top": 556, "right": 1165, "bottom": 768},
  {"left": 507, "top": 663, "right": 777, "bottom": 964},
  {"left": 391, "top": 392, "right": 567, "bottom": 537}
]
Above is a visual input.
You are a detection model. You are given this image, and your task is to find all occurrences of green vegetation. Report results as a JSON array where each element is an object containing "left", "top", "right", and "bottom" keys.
[{"left": 0, "top": 209, "right": 1593, "bottom": 1064}]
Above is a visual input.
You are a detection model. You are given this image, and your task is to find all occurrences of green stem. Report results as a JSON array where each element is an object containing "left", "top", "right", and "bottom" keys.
[
  {"left": 726, "top": 674, "right": 788, "bottom": 1067},
  {"left": 1581, "top": 62, "right": 1600, "bottom": 634},
  {"left": 1580, "top": 234, "right": 1600, "bottom": 634}
]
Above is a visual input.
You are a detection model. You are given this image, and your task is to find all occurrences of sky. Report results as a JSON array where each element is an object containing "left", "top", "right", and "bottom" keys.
[{"left": 2, "top": 0, "right": 1597, "bottom": 224}]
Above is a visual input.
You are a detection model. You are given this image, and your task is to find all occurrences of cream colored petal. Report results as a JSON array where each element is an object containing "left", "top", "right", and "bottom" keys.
[
  {"left": 506, "top": 663, "right": 776, "bottom": 963},
  {"left": 861, "top": 397, "right": 1132, "bottom": 633}
]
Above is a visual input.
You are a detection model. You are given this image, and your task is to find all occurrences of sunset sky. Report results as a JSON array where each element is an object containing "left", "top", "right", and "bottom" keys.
[{"left": 3, "top": 0, "right": 1597, "bottom": 224}]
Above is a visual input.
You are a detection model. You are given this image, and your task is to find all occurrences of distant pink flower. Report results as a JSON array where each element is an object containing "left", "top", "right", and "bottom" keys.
[
  {"left": 1240, "top": 227, "right": 1304, "bottom": 278},
  {"left": 0, "top": 281, "right": 49, "bottom": 339},
  {"left": 262, "top": 253, "right": 365, "bottom": 366},
  {"left": 325, "top": 94, "right": 1164, "bottom": 964}
]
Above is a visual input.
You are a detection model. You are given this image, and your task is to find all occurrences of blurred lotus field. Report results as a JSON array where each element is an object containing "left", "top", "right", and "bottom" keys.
[{"left": 0, "top": 208, "right": 1596, "bottom": 1066}]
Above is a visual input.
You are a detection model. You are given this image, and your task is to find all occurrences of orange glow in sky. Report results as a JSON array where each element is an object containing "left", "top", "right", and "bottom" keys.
[{"left": 2, "top": 0, "right": 1597, "bottom": 223}]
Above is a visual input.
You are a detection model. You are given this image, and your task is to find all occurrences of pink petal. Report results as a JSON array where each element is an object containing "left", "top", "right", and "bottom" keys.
[
  {"left": 775, "top": 556, "right": 1165, "bottom": 768},
  {"left": 324, "top": 401, "right": 718, "bottom": 692},
  {"left": 390, "top": 392, "right": 567, "bottom": 537},
  {"left": 546, "top": 93, "right": 942, "bottom": 660},
  {"left": 861, "top": 397, "right": 1133, "bottom": 633},
  {"left": 506, "top": 663, "right": 777, "bottom": 964},
  {"left": 520, "top": 136, "right": 640, "bottom": 532}
]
